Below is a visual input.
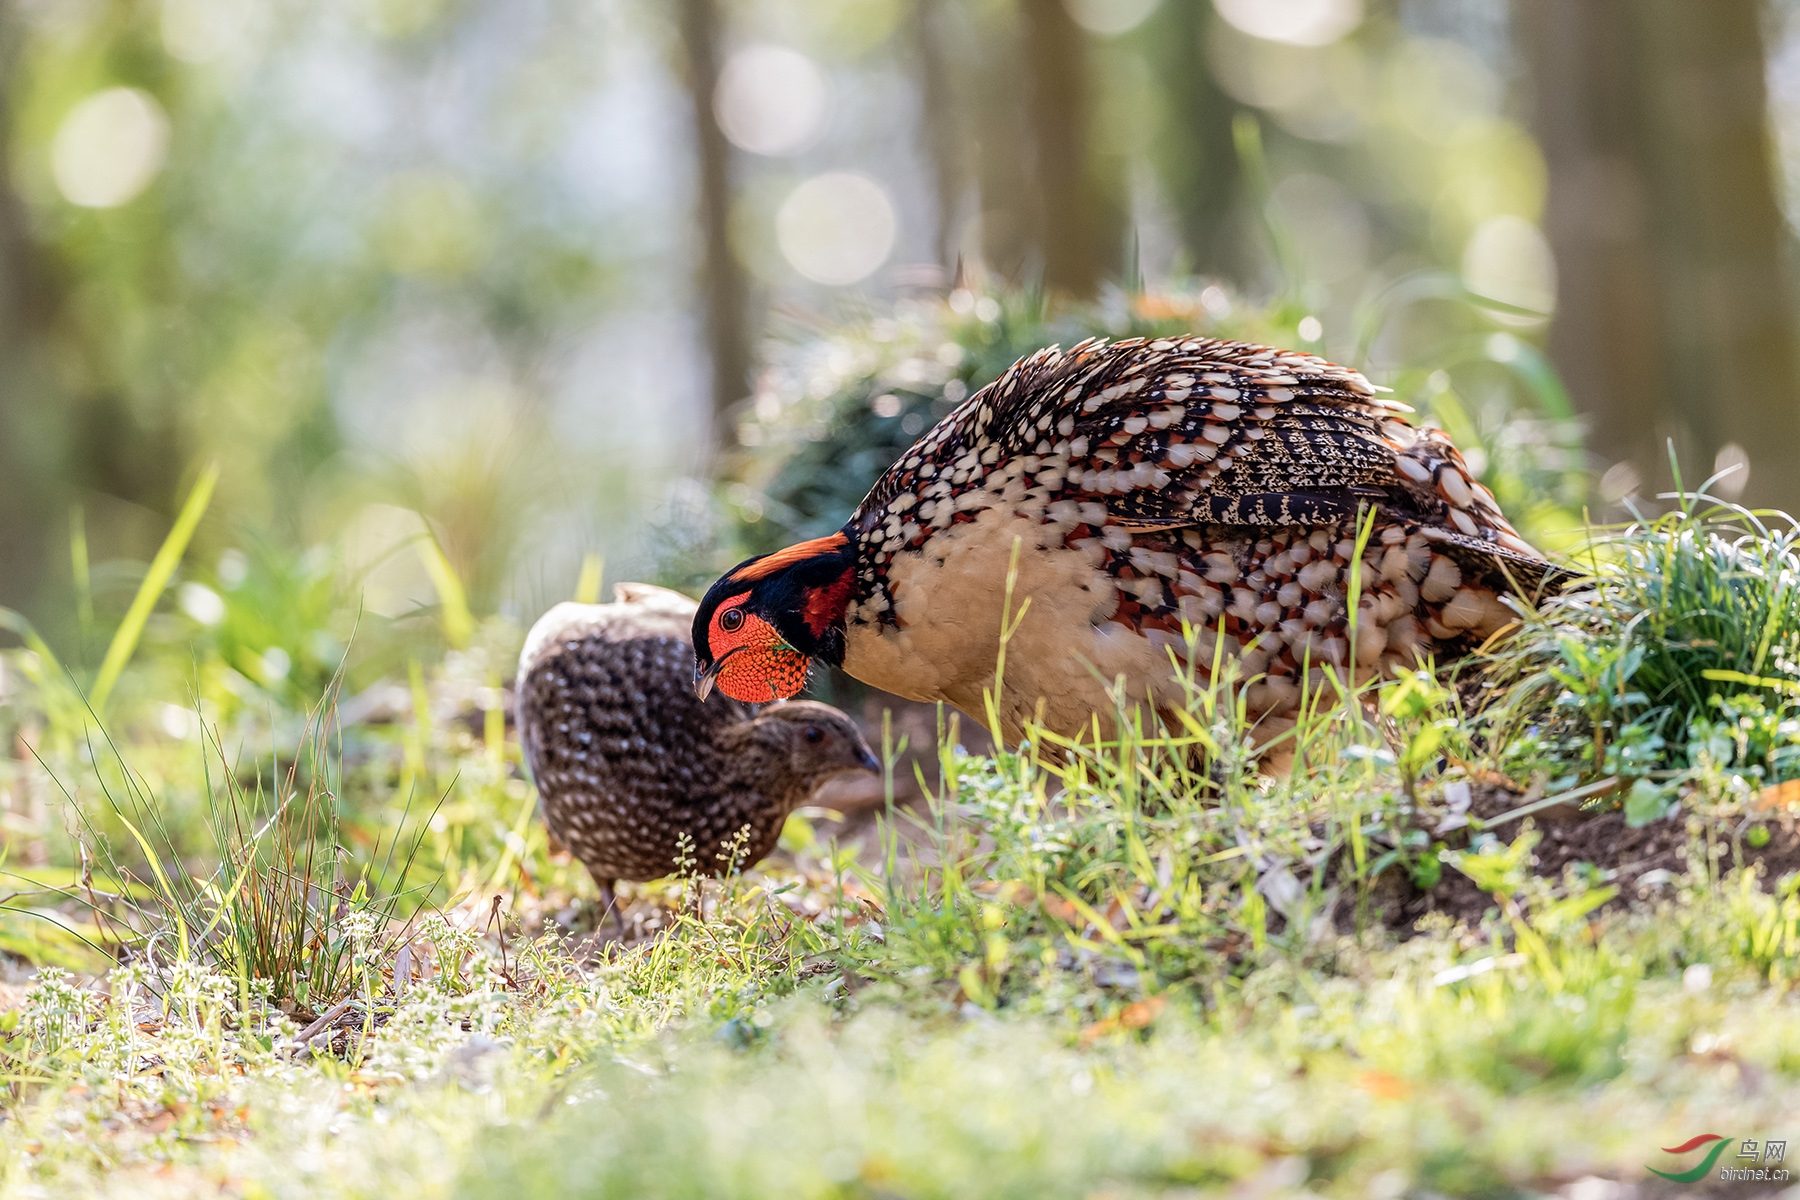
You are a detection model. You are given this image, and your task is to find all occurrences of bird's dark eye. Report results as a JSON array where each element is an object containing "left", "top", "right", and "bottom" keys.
[
  {"left": 803, "top": 726, "right": 825, "bottom": 744},
  {"left": 719, "top": 607, "right": 745, "bottom": 633}
]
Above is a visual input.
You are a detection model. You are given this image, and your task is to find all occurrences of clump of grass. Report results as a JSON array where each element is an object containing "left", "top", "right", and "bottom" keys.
[
  {"left": 62, "top": 684, "right": 436, "bottom": 1015},
  {"left": 191, "top": 702, "right": 434, "bottom": 1011},
  {"left": 1479, "top": 490, "right": 1800, "bottom": 807}
]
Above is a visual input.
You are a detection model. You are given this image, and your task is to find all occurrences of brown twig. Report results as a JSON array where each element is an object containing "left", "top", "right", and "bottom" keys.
[
  {"left": 1478, "top": 776, "right": 1623, "bottom": 830},
  {"left": 288, "top": 998, "right": 354, "bottom": 1056},
  {"left": 485, "top": 894, "right": 520, "bottom": 990}
]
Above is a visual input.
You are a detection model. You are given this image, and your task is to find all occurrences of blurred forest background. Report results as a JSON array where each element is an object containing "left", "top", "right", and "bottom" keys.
[{"left": 4, "top": 0, "right": 1800, "bottom": 702}]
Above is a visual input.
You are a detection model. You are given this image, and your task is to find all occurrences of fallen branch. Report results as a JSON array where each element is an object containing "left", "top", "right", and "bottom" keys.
[
  {"left": 288, "top": 999, "right": 354, "bottom": 1057},
  {"left": 1479, "top": 777, "right": 1622, "bottom": 830}
]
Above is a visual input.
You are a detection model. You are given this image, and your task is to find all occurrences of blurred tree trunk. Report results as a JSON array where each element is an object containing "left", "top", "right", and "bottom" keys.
[
  {"left": 676, "top": 0, "right": 751, "bottom": 450},
  {"left": 910, "top": 0, "right": 964, "bottom": 269},
  {"left": 1017, "top": 0, "right": 1118, "bottom": 296},
  {"left": 0, "top": 4, "right": 64, "bottom": 622},
  {"left": 1516, "top": 0, "right": 1800, "bottom": 510},
  {"left": 1144, "top": 0, "right": 1244, "bottom": 280},
  {"left": 961, "top": 6, "right": 1036, "bottom": 281}
]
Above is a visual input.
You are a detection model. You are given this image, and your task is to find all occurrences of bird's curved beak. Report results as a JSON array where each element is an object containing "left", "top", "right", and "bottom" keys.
[
  {"left": 693, "top": 647, "right": 738, "bottom": 701},
  {"left": 856, "top": 745, "right": 881, "bottom": 772}
]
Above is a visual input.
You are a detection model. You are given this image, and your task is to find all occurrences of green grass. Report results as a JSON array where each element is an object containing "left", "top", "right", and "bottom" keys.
[
  {"left": 0, "top": 779, "right": 1797, "bottom": 1197},
  {"left": 0, "top": 601, "right": 1795, "bottom": 1197},
  {"left": 1479, "top": 491, "right": 1800, "bottom": 825}
]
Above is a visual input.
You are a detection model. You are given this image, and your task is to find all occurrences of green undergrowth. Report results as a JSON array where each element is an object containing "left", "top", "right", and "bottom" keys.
[
  {"left": 1, "top": 771, "right": 1798, "bottom": 1198},
  {"left": 1482, "top": 491, "right": 1800, "bottom": 825},
  {"left": 1, "top": 499, "right": 1800, "bottom": 1195},
  {"left": 2, "top": 675, "right": 1798, "bottom": 1196}
]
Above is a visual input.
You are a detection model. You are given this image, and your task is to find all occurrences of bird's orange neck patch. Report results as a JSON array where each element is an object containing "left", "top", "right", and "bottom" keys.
[
  {"left": 727, "top": 532, "right": 851, "bottom": 584},
  {"left": 717, "top": 643, "right": 810, "bottom": 702}
]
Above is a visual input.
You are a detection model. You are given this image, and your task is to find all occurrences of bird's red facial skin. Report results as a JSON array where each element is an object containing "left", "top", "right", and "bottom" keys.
[
  {"left": 706, "top": 591, "right": 756, "bottom": 652},
  {"left": 716, "top": 639, "right": 810, "bottom": 702},
  {"left": 706, "top": 594, "right": 810, "bottom": 702}
]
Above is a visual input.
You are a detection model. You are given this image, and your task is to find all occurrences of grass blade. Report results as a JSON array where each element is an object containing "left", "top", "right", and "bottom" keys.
[
  {"left": 575, "top": 553, "right": 604, "bottom": 603},
  {"left": 91, "top": 464, "right": 219, "bottom": 716},
  {"left": 417, "top": 531, "right": 474, "bottom": 649},
  {"left": 112, "top": 808, "right": 191, "bottom": 962}
]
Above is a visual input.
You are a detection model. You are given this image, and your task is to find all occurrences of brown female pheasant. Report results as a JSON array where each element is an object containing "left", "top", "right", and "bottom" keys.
[
  {"left": 693, "top": 337, "right": 1552, "bottom": 744},
  {"left": 518, "top": 583, "right": 878, "bottom": 913}
]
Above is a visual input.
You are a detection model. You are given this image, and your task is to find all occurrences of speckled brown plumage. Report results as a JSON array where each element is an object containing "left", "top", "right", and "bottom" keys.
[
  {"left": 838, "top": 337, "right": 1554, "bottom": 739},
  {"left": 696, "top": 336, "right": 1560, "bottom": 745},
  {"left": 517, "top": 584, "right": 878, "bottom": 894}
]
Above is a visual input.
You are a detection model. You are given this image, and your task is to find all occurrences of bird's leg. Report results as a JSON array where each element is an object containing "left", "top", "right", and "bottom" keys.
[{"left": 596, "top": 879, "right": 623, "bottom": 942}]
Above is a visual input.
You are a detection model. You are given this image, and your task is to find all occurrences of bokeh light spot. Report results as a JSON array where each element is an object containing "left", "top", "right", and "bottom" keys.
[
  {"left": 776, "top": 172, "right": 895, "bottom": 286},
  {"left": 1063, "top": 0, "right": 1161, "bottom": 37},
  {"left": 1429, "top": 119, "right": 1550, "bottom": 250},
  {"left": 161, "top": 0, "right": 250, "bottom": 64},
  {"left": 1386, "top": 38, "right": 1499, "bottom": 145},
  {"left": 1213, "top": 0, "right": 1361, "bottom": 47},
  {"left": 357, "top": 0, "right": 448, "bottom": 39},
  {"left": 178, "top": 582, "right": 226, "bottom": 626},
  {"left": 260, "top": 646, "right": 292, "bottom": 683},
  {"left": 159, "top": 704, "right": 196, "bottom": 740},
  {"left": 378, "top": 172, "right": 485, "bottom": 277},
  {"left": 1713, "top": 442, "right": 1751, "bottom": 500},
  {"left": 1207, "top": 27, "right": 1340, "bottom": 127},
  {"left": 715, "top": 45, "right": 829, "bottom": 157},
  {"left": 1462, "top": 215, "right": 1556, "bottom": 319},
  {"left": 52, "top": 88, "right": 170, "bottom": 209}
]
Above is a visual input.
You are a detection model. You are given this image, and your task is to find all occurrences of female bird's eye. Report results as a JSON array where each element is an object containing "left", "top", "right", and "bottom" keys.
[
  {"left": 803, "top": 726, "right": 825, "bottom": 744},
  {"left": 719, "top": 607, "right": 745, "bottom": 633}
]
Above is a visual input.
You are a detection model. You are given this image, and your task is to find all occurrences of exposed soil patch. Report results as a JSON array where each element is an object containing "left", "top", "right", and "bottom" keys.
[{"left": 1378, "top": 783, "right": 1800, "bottom": 930}]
